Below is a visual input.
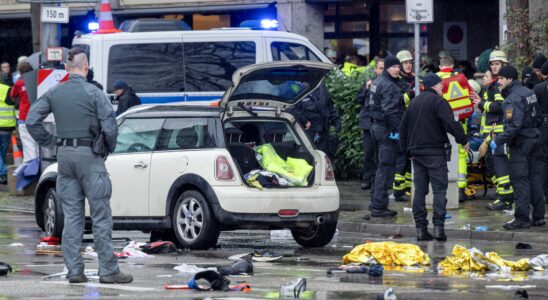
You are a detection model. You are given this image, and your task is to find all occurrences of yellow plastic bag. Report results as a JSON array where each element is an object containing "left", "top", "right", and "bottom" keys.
[{"left": 342, "top": 242, "right": 430, "bottom": 266}]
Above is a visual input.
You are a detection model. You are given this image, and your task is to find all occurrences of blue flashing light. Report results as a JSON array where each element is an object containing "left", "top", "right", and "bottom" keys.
[
  {"left": 88, "top": 22, "right": 99, "bottom": 31},
  {"left": 260, "top": 19, "right": 278, "bottom": 30}
]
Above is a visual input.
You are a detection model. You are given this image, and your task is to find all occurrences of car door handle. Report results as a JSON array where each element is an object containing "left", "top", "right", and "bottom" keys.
[{"left": 134, "top": 161, "right": 148, "bottom": 168}]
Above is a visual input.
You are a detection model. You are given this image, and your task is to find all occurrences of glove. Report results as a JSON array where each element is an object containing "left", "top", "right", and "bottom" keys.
[
  {"left": 490, "top": 140, "right": 497, "bottom": 154},
  {"left": 388, "top": 132, "right": 400, "bottom": 141}
]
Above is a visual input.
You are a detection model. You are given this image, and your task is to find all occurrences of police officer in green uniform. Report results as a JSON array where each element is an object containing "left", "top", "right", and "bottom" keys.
[{"left": 26, "top": 48, "right": 133, "bottom": 284}]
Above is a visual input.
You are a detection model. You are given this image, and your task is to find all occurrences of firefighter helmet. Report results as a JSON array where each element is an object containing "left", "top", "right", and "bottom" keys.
[
  {"left": 489, "top": 49, "right": 508, "bottom": 63},
  {"left": 468, "top": 79, "right": 481, "bottom": 94},
  {"left": 396, "top": 50, "right": 413, "bottom": 62}
]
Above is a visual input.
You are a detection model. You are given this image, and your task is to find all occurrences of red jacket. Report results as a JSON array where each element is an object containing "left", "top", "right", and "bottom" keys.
[{"left": 10, "top": 79, "right": 30, "bottom": 121}]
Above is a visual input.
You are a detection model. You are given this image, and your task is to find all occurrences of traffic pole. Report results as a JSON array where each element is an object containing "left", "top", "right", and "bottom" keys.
[{"left": 414, "top": 23, "right": 420, "bottom": 96}]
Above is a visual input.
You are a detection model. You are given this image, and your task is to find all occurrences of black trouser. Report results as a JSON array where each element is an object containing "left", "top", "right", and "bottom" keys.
[
  {"left": 362, "top": 129, "right": 377, "bottom": 185},
  {"left": 509, "top": 138, "right": 545, "bottom": 223},
  {"left": 411, "top": 155, "right": 449, "bottom": 228},
  {"left": 370, "top": 124, "right": 398, "bottom": 211},
  {"left": 485, "top": 145, "right": 513, "bottom": 202},
  {"left": 540, "top": 125, "right": 548, "bottom": 200}
]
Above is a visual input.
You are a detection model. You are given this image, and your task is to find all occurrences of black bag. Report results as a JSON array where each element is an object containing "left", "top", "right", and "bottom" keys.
[{"left": 89, "top": 125, "right": 109, "bottom": 159}]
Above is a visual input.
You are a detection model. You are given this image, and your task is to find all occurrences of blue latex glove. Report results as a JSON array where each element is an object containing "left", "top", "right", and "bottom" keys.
[
  {"left": 388, "top": 132, "right": 400, "bottom": 141},
  {"left": 490, "top": 140, "right": 497, "bottom": 153}
]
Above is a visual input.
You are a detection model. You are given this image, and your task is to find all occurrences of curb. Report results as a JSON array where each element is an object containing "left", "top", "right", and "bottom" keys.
[
  {"left": 0, "top": 207, "right": 34, "bottom": 214},
  {"left": 337, "top": 221, "right": 548, "bottom": 244}
]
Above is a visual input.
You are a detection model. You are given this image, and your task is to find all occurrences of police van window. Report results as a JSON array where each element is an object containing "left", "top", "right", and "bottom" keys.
[
  {"left": 114, "top": 118, "right": 164, "bottom": 154},
  {"left": 271, "top": 42, "right": 320, "bottom": 62},
  {"left": 183, "top": 41, "right": 256, "bottom": 92},
  {"left": 107, "top": 43, "right": 183, "bottom": 93},
  {"left": 156, "top": 118, "right": 217, "bottom": 151}
]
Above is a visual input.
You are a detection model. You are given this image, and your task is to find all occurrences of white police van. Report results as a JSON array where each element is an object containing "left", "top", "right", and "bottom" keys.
[{"left": 72, "top": 22, "right": 331, "bottom": 105}]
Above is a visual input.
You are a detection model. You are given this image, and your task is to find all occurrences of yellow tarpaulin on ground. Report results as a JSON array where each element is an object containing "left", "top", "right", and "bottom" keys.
[
  {"left": 438, "top": 245, "right": 530, "bottom": 272},
  {"left": 342, "top": 242, "right": 431, "bottom": 266}
]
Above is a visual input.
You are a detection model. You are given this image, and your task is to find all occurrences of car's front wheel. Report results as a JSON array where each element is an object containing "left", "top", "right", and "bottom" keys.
[
  {"left": 172, "top": 190, "right": 219, "bottom": 250},
  {"left": 291, "top": 222, "right": 337, "bottom": 247},
  {"left": 43, "top": 187, "right": 64, "bottom": 238}
]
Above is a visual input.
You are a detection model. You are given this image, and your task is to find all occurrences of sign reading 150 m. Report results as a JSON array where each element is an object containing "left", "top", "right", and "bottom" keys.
[{"left": 41, "top": 6, "right": 70, "bottom": 24}]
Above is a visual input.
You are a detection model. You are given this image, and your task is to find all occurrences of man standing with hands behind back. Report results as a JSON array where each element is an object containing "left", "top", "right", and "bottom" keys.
[
  {"left": 26, "top": 47, "right": 133, "bottom": 284},
  {"left": 400, "top": 73, "right": 469, "bottom": 241}
]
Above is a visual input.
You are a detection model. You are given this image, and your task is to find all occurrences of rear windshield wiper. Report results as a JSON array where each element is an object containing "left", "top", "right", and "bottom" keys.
[{"left": 238, "top": 102, "right": 258, "bottom": 117}]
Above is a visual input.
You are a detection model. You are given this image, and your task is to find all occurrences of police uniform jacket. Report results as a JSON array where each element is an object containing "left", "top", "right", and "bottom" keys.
[
  {"left": 533, "top": 79, "right": 548, "bottom": 120},
  {"left": 355, "top": 83, "right": 372, "bottom": 130},
  {"left": 494, "top": 81, "right": 540, "bottom": 147},
  {"left": 369, "top": 71, "right": 405, "bottom": 132}
]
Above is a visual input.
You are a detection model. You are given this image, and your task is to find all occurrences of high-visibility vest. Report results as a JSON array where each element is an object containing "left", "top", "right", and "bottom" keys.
[
  {"left": 480, "top": 87, "right": 505, "bottom": 134},
  {"left": 436, "top": 69, "right": 474, "bottom": 120},
  {"left": 0, "top": 84, "right": 15, "bottom": 128}
]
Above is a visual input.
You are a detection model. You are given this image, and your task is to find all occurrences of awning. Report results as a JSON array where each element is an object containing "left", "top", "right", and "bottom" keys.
[{"left": 112, "top": 3, "right": 275, "bottom": 16}]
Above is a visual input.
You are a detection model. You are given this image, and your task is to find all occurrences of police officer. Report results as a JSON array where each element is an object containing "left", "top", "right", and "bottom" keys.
[
  {"left": 356, "top": 58, "right": 384, "bottom": 190},
  {"left": 369, "top": 55, "right": 404, "bottom": 217},
  {"left": 490, "top": 65, "right": 544, "bottom": 230},
  {"left": 290, "top": 82, "right": 341, "bottom": 160},
  {"left": 400, "top": 73, "right": 468, "bottom": 241},
  {"left": 533, "top": 61, "right": 548, "bottom": 202},
  {"left": 479, "top": 50, "right": 514, "bottom": 210},
  {"left": 26, "top": 48, "right": 133, "bottom": 284}
]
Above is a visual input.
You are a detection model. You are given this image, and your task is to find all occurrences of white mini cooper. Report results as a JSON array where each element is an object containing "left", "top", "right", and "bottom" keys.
[{"left": 34, "top": 61, "right": 340, "bottom": 249}]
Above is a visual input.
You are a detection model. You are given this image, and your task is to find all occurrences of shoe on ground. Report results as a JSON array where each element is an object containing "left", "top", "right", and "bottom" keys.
[
  {"left": 370, "top": 208, "right": 397, "bottom": 217},
  {"left": 361, "top": 182, "right": 371, "bottom": 190},
  {"left": 68, "top": 274, "right": 88, "bottom": 283},
  {"left": 503, "top": 219, "right": 531, "bottom": 230},
  {"left": 532, "top": 219, "right": 546, "bottom": 226},
  {"left": 487, "top": 199, "right": 512, "bottom": 211},
  {"left": 99, "top": 271, "right": 133, "bottom": 284},
  {"left": 416, "top": 228, "right": 433, "bottom": 241},
  {"left": 394, "top": 193, "right": 410, "bottom": 202},
  {"left": 433, "top": 226, "right": 447, "bottom": 241}
]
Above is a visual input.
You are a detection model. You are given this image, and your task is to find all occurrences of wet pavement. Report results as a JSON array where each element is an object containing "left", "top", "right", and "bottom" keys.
[
  {"left": 338, "top": 181, "right": 548, "bottom": 243},
  {"left": 0, "top": 210, "right": 548, "bottom": 299}
]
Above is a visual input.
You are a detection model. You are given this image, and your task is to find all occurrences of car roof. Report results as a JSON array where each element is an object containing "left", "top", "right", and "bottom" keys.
[{"left": 125, "top": 104, "right": 220, "bottom": 118}]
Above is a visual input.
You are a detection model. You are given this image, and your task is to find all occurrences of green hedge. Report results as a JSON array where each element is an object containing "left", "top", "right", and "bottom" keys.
[{"left": 325, "top": 71, "right": 367, "bottom": 179}]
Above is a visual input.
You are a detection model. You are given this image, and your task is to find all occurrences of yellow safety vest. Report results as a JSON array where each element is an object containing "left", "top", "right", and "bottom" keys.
[
  {"left": 0, "top": 84, "right": 16, "bottom": 128},
  {"left": 436, "top": 70, "right": 473, "bottom": 120}
]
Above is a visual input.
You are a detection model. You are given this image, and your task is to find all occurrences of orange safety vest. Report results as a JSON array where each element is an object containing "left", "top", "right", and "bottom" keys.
[{"left": 436, "top": 68, "right": 474, "bottom": 120}]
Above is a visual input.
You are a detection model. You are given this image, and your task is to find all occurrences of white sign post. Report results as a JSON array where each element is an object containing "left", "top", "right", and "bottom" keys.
[
  {"left": 41, "top": 6, "right": 69, "bottom": 24},
  {"left": 405, "top": 0, "right": 433, "bottom": 96}
]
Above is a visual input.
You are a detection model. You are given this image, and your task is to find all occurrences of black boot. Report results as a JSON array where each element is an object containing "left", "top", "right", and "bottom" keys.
[
  {"left": 416, "top": 227, "right": 433, "bottom": 241},
  {"left": 433, "top": 226, "right": 447, "bottom": 241}
]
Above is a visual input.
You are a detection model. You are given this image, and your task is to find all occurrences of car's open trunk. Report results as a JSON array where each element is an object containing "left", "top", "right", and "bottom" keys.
[{"left": 223, "top": 119, "right": 315, "bottom": 188}]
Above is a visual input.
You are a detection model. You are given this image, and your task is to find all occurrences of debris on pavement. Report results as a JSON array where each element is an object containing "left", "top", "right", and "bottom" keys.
[
  {"left": 516, "top": 243, "right": 533, "bottom": 250},
  {"left": 8, "top": 243, "right": 24, "bottom": 247},
  {"left": 229, "top": 250, "right": 284, "bottom": 262},
  {"left": 0, "top": 262, "right": 12, "bottom": 276},
  {"left": 279, "top": 277, "right": 307, "bottom": 298},
  {"left": 115, "top": 240, "right": 153, "bottom": 258},
  {"left": 166, "top": 269, "right": 252, "bottom": 291},
  {"left": 173, "top": 264, "right": 216, "bottom": 274},
  {"left": 342, "top": 242, "right": 431, "bottom": 267},
  {"left": 140, "top": 241, "right": 177, "bottom": 254},
  {"left": 219, "top": 259, "right": 253, "bottom": 276},
  {"left": 474, "top": 226, "right": 489, "bottom": 231},
  {"left": 461, "top": 224, "right": 471, "bottom": 230},
  {"left": 382, "top": 288, "right": 397, "bottom": 300},
  {"left": 485, "top": 285, "right": 536, "bottom": 290},
  {"left": 271, "top": 229, "right": 293, "bottom": 240},
  {"left": 529, "top": 255, "right": 548, "bottom": 270},
  {"left": 42, "top": 267, "right": 99, "bottom": 280},
  {"left": 403, "top": 207, "right": 412, "bottom": 213},
  {"left": 438, "top": 245, "right": 530, "bottom": 272},
  {"left": 515, "top": 289, "right": 529, "bottom": 298},
  {"left": 40, "top": 236, "right": 61, "bottom": 245},
  {"left": 503, "top": 209, "right": 514, "bottom": 215},
  {"left": 327, "top": 264, "right": 384, "bottom": 277}
]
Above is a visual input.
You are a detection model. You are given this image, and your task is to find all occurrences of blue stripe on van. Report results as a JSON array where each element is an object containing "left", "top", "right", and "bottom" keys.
[{"left": 140, "top": 95, "right": 221, "bottom": 104}]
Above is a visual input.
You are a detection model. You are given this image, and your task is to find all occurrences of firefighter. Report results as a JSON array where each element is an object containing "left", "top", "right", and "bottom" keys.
[
  {"left": 368, "top": 55, "right": 404, "bottom": 217},
  {"left": 491, "top": 65, "right": 544, "bottom": 230},
  {"left": 477, "top": 49, "right": 514, "bottom": 210},
  {"left": 392, "top": 50, "right": 415, "bottom": 202},
  {"left": 436, "top": 56, "right": 475, "bottom": 202}
]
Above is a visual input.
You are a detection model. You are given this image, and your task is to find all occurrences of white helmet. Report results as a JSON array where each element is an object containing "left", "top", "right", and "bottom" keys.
[
  {"left": 489, "top": 49, "right": 508, "bottom": 63},
  {"left": 396, "top": 50, "right": 413, "bottom": 62}
]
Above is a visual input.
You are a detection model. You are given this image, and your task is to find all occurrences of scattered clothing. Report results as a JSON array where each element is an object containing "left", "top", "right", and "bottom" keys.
[
  {"left": 255, "top": 144, "right": 313, "bottom": 186},
  {"left": 0, "top": 262, "right": 12, "bottom": 276}
]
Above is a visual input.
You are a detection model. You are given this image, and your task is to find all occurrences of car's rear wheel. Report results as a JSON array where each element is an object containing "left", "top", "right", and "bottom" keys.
[
  {"left": 43, "top": 187, "right": 63, "bottom": 238},
  {"left": 291, "top": 222, "right": 337, "bottom": 247},
  {"left": 172, "top": 190, "right": 219, "bottom": 250}
]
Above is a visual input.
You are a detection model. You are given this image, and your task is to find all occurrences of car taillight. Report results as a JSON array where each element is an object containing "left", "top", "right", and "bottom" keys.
[
  {"left": 278, "top": 209, "right": 299, "bottom": 217},
  {"left": 325, "top": 155, "right": 335, "bottom": 181},
  {"left": 215, "top": 156, "right": 234, "bottom": 180}
]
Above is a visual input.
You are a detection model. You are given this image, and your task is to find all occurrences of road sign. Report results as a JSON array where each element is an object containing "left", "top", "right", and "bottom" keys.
[
  {"left": 41, "top": 6, "right": 69, "bottom": 24},
  {"left": 46, "top": 47, "right": 64, "bottom": 61},
  {"left": 405, "top": 0, "right": 433, "bottom": 24}
]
